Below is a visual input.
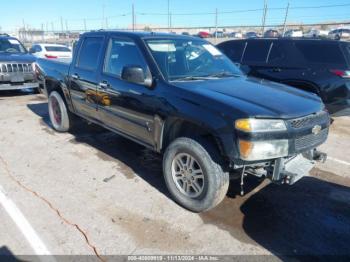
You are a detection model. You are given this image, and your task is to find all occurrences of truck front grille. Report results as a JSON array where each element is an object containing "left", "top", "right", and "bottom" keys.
[
  {"left": 295, "top": 128, "right": 328, "bottom": 151},
  {"left": 0, "top": 63, "right": 33, "bottom": 73},
  {"left": 290, "top": 111, "right": 329, "bottom": 129}
]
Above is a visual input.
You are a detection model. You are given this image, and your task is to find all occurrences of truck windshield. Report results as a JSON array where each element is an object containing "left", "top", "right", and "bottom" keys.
[
  {"left": 0, "top": 38, "right": 26, "bottom": 53},
  {"left": 145, "top": 39, "right": 242, "bottom": 81}
]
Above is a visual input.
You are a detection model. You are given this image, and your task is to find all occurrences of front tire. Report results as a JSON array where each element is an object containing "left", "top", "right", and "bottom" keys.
[
  {"left": 163, "top": 137, "right": 229, "bottom": 212},
  {"left": 48, "top": 91, "right": 73, "bottom": 132}
]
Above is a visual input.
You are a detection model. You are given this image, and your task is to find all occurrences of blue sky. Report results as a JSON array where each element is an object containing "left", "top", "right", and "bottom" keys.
[{"left": 1, "top": 0, "right": 350, "bottom": 31}]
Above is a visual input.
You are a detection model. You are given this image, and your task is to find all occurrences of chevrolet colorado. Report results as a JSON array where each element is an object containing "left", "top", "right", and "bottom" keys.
[{"left": 37, "top": 31, "right": 330, "bottom": 212}]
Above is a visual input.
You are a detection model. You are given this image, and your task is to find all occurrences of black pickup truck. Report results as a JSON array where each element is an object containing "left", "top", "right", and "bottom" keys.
[{"left": 37, "top": 31, "right": 329, "bottom": 212}]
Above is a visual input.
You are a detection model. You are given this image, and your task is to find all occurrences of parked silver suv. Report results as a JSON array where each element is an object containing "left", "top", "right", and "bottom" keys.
[{"left": 0, "top": 34, "right": 38, "bottom": 91}]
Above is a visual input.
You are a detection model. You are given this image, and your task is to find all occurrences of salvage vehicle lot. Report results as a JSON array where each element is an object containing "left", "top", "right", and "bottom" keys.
[{"left": 0, "top": 90, "right": 350, "bottom": 258}]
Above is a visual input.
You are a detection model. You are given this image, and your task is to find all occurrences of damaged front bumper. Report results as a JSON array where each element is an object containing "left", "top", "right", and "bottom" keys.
[{"left": 270, "top": 149, "right": 327, "bottom": 185}]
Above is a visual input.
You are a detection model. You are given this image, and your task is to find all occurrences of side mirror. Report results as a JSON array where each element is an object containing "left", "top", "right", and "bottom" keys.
[
  {"left": 29, "top": 48, "right": 35, "bottom": 54},
  {"left": 121, "top": 65, "right": 152, "bottom": 87}
]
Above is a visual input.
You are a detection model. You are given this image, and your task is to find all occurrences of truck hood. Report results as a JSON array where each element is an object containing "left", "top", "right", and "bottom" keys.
[
  {"left": 0, "top": 53, "right": 36, "bottom": 63},
  {"left": 172, "top": 76, "right": 323, "bottom": 119}
]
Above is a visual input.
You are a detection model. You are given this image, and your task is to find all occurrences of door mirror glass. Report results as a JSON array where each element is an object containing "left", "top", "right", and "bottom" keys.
[
  {"left": 29, "top": 48, "right": 35, "bottom": 53},
  {"left": 121, "top": 65, "right": 152, "bottom": 87}
]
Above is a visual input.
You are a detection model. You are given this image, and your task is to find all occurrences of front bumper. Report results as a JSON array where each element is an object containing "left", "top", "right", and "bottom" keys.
[
  {"left": 230, "top": 111, "right": 330, "bottom": 185},
  {"left": 0, "top": 82, "right": 39, "bottom": 90},
  {"left": 270, "top": 149, "right": 327, "bottom": 185}
]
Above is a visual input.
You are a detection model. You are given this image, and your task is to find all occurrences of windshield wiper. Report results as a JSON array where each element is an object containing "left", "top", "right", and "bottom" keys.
[
  {"left": 205, "top": 72, "right": 241, "bottom": 78},
  {"left": 171, "top": 76, "right": 212, "bottom": 81}
]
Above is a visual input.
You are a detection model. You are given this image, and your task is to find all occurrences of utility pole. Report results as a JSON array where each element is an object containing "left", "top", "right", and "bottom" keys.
[
  {"left": 261, "top": 0, "right": 268, "bottom": 35},
  {"left": 167, "top": 0, "right": 170, "bottom": 31},
  {"left": 105, "top": 18, "right": 109, "bottom": 29},
  {"left": 282, "top": 2, "right": 290, "bottom": 37},
  {"left": 22, "top": 19, "right": 26, "bottom": 42},
  {"left": 132, "top": 3, "right": 135, "bottom": 31},
  {"left": 65, "top": 20, "right": 68, "bottom": 32},
  {"left": 84, "top": 19, "right": 87, "bottom": 32},
  {"left": 60, "top": 17, "right": 64, "bottom": 32},
  {"left": 102, "top": 2, "right": 105, "bottom": 29},
  {"left": 51, "top": 22, "right": 54, "bottom": 33},
  {"left": 215, "top": 8, "right": 218, "bottom": 43},
  {"left": 41, "top": 23, "right": 44, "bottom": 41},
  {"left": 170, "top": 12, "right": 172, "bottom": 31}
]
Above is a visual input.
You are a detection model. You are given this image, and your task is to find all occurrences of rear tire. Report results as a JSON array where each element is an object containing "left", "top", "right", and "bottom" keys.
[
  {"left": 163, "top": 137, "right": 229, "bottom": 212},
  {"left": 48, "top": 91, "right": 74, "bottom": 132}
]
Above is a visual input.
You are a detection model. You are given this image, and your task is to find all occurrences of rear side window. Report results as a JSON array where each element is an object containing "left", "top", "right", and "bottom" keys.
[
  {"left": 342, "top": 43, "right": 350, "bottom": 66},
  {"left": 45, "top": 46, "right": 70, "bottom": 52},
  {"left": 76, "top": 37, "right": 104, "bottom": 70},
  {"left": 242, "top": 41, "right": 271, "bottom": 63},
  {"left": 267, "top": 42, "right": 286, "bottom": 64},
  {"left": 295, "top": 42, "right": 346, "bottom": 65},
  {"left": 218, "top": 41, "right": 246, "bottom": 62}
]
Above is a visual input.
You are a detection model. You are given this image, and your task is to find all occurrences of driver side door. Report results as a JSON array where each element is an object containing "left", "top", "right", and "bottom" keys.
[{"left": 97, "top": 37, "right": 159, "bottom": 149}]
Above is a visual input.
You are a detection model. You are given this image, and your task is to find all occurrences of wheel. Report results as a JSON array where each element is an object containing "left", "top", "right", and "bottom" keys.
[
  {"left": 48, "top": 91, "right": 74, "bottom": 132},
  {"left": 163, "top": 137, "right": 229, "bottom": 212}
]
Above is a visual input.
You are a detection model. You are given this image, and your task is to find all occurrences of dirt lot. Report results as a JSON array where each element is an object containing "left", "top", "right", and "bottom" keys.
[{"left": 0, "top": 90, "right": 349, "bottom": 260}]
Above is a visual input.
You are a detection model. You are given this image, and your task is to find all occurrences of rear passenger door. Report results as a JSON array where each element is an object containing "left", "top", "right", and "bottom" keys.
[{"left": 69, "top": 36, "right": 105, "bottom": 120}]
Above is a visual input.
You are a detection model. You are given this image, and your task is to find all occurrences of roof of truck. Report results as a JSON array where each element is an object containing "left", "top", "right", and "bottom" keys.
[{"left": 81, "top": 30, "right": 200, "bottom": 40}]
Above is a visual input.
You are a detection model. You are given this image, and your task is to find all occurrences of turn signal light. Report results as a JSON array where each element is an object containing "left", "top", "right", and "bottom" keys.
[
  {"left": 235, "top": 119, "right": 251, "bottom": 132},
  {"left": 238, "top": 140, "right": 253, "bottom": 159}
]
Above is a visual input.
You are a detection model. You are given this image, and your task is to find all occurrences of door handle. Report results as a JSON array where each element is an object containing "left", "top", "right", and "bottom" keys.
[
  {"left": 272, "top": 68, "right": 282, "bottom": 72},
  {"left": 72, "top": 73, "right": 80, "bottom": 80},
  {"left": 99, "top": 81, "right": 109, "bottom": 90}
]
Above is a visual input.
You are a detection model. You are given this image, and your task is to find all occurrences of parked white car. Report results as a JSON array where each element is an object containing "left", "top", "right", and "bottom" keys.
[
  {"left": 284, "top": 30, "right": 303, "bottom": 37},
  {"left": 227, "top": 32, "right": 243, "bottom": 38},
  {"left": 328, "top": 28, "right": 350, "bottom": 40},
  {"left": 29, "top": 44, "right": 72, "bottom": 59},
  {"left": 304, "top": 29, "right": 329, "bottom": 38}
]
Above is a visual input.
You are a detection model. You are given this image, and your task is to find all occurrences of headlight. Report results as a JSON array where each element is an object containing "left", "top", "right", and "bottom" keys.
[
  {"left": 239, "top": 139, "right": 289, "bottom": 161},
  {"left": 235, "top": 119, "right": 287, "bottom": 132}
]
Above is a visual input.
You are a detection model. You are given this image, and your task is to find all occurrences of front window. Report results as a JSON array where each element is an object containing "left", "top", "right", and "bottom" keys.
[
  {"left": 0, "top": 38, "right": 26, "bottom": 53},
  {"left": 145, "top": 39, "right": 242, "bottom": 81}
]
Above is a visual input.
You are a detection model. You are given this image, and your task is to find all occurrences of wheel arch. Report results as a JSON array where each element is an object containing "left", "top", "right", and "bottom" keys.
[
  {"left": 160, "top": 117, "right": 228, "bottom": 164},
  {"left": 281, "top": 80, "right": 321, "bottom": 96},
  {"left": 45, "top": 78, "right": 74, "bottom": 112}
]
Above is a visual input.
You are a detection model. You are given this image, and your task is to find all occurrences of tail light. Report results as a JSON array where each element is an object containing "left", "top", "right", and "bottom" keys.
[
  {"left": 330, "top": 69, "right": 350, "bottom": 79},
  {"left": 45, "top": 54, "right": 58, "bottom": 59}
]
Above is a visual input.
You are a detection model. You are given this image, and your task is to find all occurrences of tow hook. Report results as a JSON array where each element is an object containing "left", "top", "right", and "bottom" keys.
[
  {"left": 303, "top": 149, "right": 327, "bottom": 163},
  {"left": 313, "top": 150, "right": 327, "bottom": 163}
]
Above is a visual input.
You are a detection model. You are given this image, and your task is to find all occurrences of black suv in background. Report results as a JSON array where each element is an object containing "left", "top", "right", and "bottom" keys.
[{"left": 217, "top": 38, "right": 350, "bottom": 114}]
